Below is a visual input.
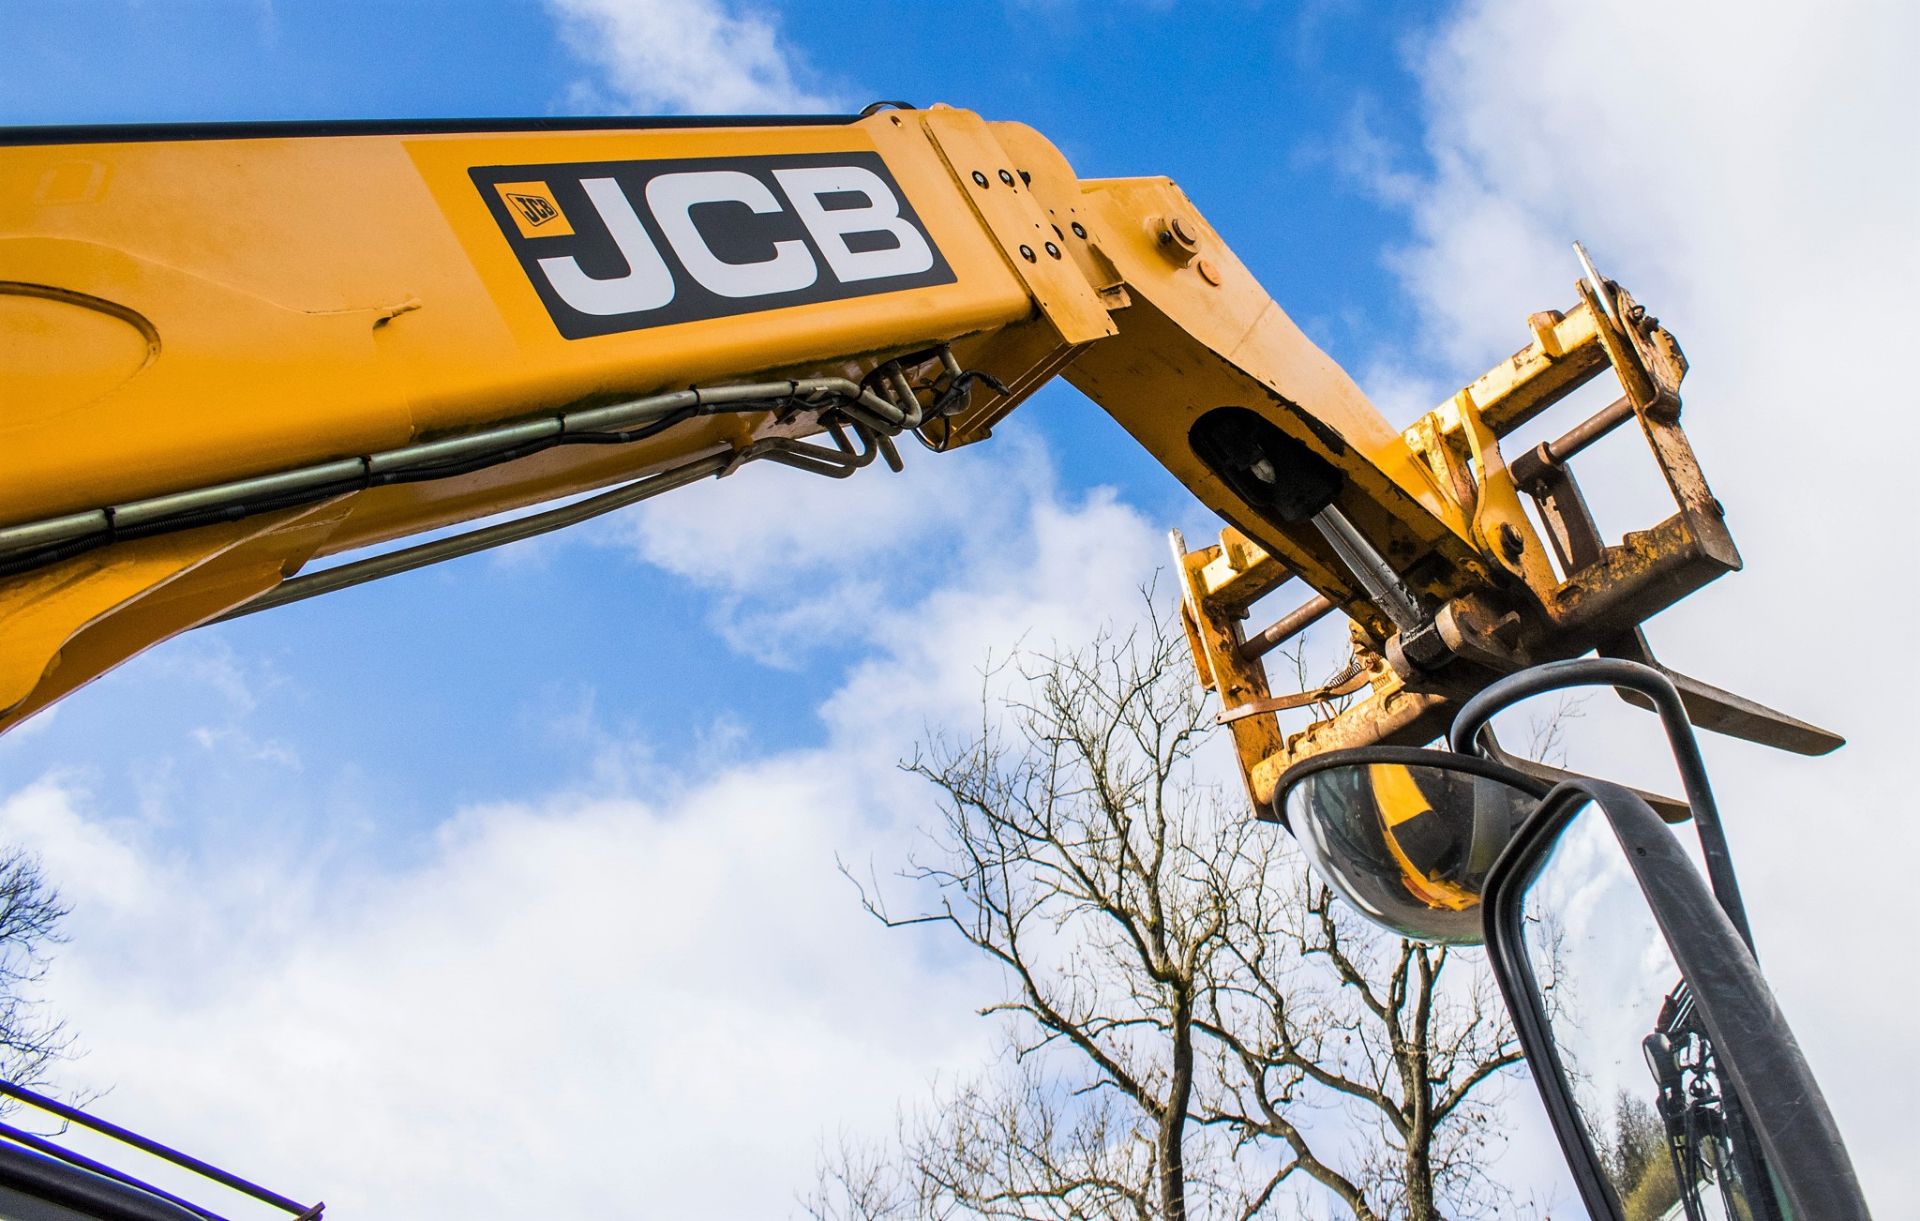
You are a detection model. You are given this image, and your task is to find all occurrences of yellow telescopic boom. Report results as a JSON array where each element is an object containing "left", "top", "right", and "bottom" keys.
[{"left": 0, "top": 107, "right": 1834, "bottom": 813}]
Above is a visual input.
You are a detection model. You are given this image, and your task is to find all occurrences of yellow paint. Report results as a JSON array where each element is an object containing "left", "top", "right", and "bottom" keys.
[
  {"left": 1367, "top": 764, "right": 1479, "bottom": 913},
  {"left": 0, "top": 108, "right": 1724, "bottom": 820},
  {"left": 492, "top": 181, "right": 574, "bottom": 238}
]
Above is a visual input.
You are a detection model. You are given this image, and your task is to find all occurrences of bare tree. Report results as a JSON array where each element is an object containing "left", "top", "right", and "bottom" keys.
[
  {"left": 0, "top": 847, "right": 72, "bottom": 1090},
  {"left": 1200, "top": 868, "right": 1526, "bottom": 1219},
  {"left": 807, "top": 1050, "right": 1169, "bottom": 1221},
  {"left": 808, "top": 1128, "right": 916, "bottom": 1221},
  {"left": 819, "top": 600, "right": 1534, "bottom": 1220}
]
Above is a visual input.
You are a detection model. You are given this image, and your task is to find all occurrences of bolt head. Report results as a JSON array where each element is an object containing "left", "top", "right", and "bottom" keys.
[
  {"left": 1019, "top": 244, "right": 1037, "bottom": 262},
  {"left": 1497, "top": 524, "right": 1526, "bottom": 563}
]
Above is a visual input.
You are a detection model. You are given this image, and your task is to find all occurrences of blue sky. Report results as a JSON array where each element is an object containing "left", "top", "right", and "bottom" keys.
[{"left": 2, "top": 1, "right": 1915, "bottom": 1216}]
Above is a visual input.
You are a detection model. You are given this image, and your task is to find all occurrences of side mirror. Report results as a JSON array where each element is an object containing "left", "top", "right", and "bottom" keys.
[
  {"left": 1273, "top": 746, "right": 1549, "bottom": 944},
  {"left": 1482, "top": 779, "right": 1871, "bottom": 1221}
]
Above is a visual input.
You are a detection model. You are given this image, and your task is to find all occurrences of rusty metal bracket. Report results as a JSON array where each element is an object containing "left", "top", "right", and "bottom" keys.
[{"left": 1173, "top": 255, "right": 1841, "bottom": 814}]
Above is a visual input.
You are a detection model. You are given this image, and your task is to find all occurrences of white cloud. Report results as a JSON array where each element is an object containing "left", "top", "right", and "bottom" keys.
[
  {"left": 609, "top": 429, "right": 1090, "bottom": 673},
  {"left": 143, "top": 637, "right": 272, "bottom": 718},
  {"left": 0, "top": 780, "right": 155, "bottom": 921},
  {"left": 188, "top": 726, "right": 301, "bottom": 772},
  {"left": 0, "top": 446, "right": 1172, "bottom": 1218},
  {"left": 1389, "top": 0, "right": 1918, "bottom": 1204},
  {"left": 823, "top": 485, "right": 1167, "bottom": 745},
  {"left": 547, "top": 0, "right": 838, "bottom": 114},
  {"left": 618, "top": 439, "right": 1040, "bottom": 593}
]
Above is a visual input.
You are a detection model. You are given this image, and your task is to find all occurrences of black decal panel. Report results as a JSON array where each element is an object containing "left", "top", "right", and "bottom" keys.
[{"left": 471, "top": 152, "right": 955, "bottom": 340}]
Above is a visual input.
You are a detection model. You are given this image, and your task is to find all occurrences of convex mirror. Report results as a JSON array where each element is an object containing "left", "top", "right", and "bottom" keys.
[{"left": 1275, "top": 747, "right": 1548, "bottom": 944}]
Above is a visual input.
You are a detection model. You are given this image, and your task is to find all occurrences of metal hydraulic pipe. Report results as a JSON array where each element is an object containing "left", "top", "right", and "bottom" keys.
[
  {"left": 210, "top": 453, "right": 733, "bottom": 624},
  {"left": 1240, "top": 593, "right": 1337, "bottom": 660},
  {"left": 1310, "top": 504, "right": 1424, "bottom": 635},
  {"left": 1510, "top": 393, "right": 1635, "bottom": 489}
]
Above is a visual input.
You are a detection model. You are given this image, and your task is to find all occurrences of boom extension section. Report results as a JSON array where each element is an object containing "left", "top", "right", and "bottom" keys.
[{"left": 0, "top": 108, "right": 1833, "bottom": 814}]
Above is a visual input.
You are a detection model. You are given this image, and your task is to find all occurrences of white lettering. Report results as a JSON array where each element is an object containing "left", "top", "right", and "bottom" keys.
[
  {"left": 773, "top": 166, "right": 934, "bottom": 284},
  {"left": 646, "top": 170, "right": 818, "bottom": 299},
  {"left": 536, "top": 178, "right": 675, "bottom": 315}
]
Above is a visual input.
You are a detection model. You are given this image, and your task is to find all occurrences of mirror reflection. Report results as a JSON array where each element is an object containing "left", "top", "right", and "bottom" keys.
[
  {"left": 1516, "top": 806, "right": 1785, "bottom": 1221},
  {"left": 1282, "top": 758, "right": 1538, "bottom": 944}
]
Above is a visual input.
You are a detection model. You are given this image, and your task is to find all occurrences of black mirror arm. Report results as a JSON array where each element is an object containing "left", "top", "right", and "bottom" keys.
[
  {"left": 1449, "top": 658, "right": 1755, "bottom": 953},
  {"left": 1484, "top": 779, "right": 1872, "bottom": 1221}
]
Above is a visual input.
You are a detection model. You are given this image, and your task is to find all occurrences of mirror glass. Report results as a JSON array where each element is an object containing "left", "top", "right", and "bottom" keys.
[
  {"left": 1282, "top": 759, "right": 1538, "bottom": 943},
  {"left": 1515, "top": 804, "right": 1786, "bottom": 1221}
]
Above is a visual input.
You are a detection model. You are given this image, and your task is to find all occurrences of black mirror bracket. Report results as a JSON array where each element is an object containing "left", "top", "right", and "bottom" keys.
[
  {"left": 1483, "top": 779, "right": 1872, "bottom": 1221},
  {"left": 1449, "top": 657, "right": 1756, "bottom": 952}
]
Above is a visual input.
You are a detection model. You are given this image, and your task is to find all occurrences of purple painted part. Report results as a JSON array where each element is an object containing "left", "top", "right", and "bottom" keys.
[{"left": 0, "top": 1080, "right": 314, "bottom": 1216}]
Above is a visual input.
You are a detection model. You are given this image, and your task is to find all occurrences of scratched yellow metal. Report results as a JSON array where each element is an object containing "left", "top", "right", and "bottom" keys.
[{"left": 1171, "top": 533, "right": 1288, "bottom": 813}]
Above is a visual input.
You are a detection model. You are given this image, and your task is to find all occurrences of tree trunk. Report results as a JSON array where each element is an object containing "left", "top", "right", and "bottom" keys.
[
  {"left": 1402, "top": 946, "right": 1441, "bottom": 1221},
  {"left": 1158, "top": 992, "right": 1194, "bottom": 1221},
  {"left": 1404, "top": 1132, "right": 1438, "bottom": 1221}
]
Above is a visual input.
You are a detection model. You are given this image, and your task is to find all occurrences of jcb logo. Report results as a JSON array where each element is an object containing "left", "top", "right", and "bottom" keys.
[
  {"left": 506, "top": 192, "right": 560, "bottom": 227},
  {"left": 473, "top": 153, "right": 955, "bottom": 340}
]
